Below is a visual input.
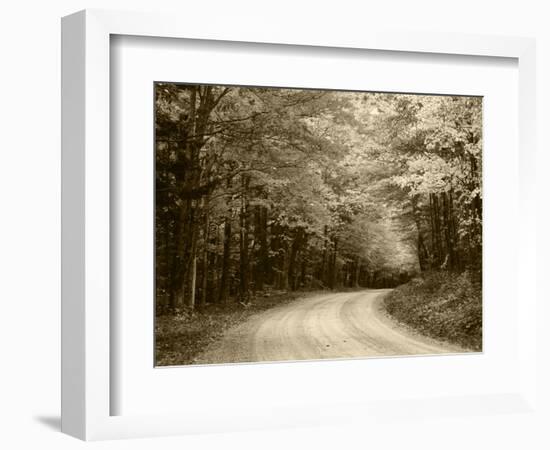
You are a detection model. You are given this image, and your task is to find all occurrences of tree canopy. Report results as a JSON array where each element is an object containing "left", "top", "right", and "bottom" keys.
[{"left": 155, "top": 84, "right": 482, "bottom": 313}]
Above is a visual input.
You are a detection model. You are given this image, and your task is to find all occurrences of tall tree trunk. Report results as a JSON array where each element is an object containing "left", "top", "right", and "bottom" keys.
[
  {"left": 218, "top": 217, "right": 231, "bottom": 304},
  {"left": 299, "top": 234, "right": 308, "bottom": 288},
  {"left": 199, "top": 194, "right": 210, "bottom": 309},
  {"left": 429, "top": 193, "right": 436, "bottom": 269},
  {"left": 354, "top": 256, "right": 361, "bottom": 288},
  {"left": 279, "top": 248, "right": 290, "bottom": 291},
  {"left": 184, "top": 201, "right": 199, "bottom": 309},
  {"left": 166, "top": 85, "right": 225, "bottom": 311},
  {"left": 255, "top": 205, "right": 269, "bottom": 291},
  {"left": 329, "top": 238, "right": 338, "bottom": 289},
  {"left": 469, "top": 154, "right": 482, "bottom": 221},
  {"left": 448, "top": 189, "right": 461, "bottom": 270},
  {"left": 175, "top": 86, "right": 200, "bottom": 309},
  {"left": 441, "top": 192, "right": 452, "bottom": 269},
  {"left": 180, "top": 201, "right": 198, "bottom": 308},
  {"left": 239, "top": 175, "right": 251, "bottom": 303},
  {"left": 320, "top": 225, "right": 328, "bottom": 286},
  {"left": 411, "top": 197, "right": 428, "bottom": 271},
  {"left": 270, "top": 222, "right": 280, "bottom": 288},
  {"left": 214, "top": 224, "right": 222, "bottom": 298},
  {"left": 168, "top": 207, "right": 183, "bottom": 312},
  {"left": 434, "top": 194, "right": 443, "bottom": 267},
  {"left": 300, "top": 252, "right": 307, "bottom": 288},
  {"left": 288, "top": 228, "right": 303, "bottom": 291},
  {"left": 443, "top": 191, "right": 458, "bottom": 270},
  {"left": 189, "top": 255, "right": 197, "bottom": 309}
]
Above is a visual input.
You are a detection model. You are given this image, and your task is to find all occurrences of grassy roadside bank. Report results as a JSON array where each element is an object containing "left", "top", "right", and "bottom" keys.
[
  {"left": 383, "top": 272, "right": 482, "bottom": 351},
  {"left": 155, "top": 290, "right": 322, "bottom": 366}
]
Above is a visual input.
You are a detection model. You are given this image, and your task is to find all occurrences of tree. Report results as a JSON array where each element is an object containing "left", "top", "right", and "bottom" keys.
[{"left": 155, "top": 84, "right": 481, "bottom": 315}]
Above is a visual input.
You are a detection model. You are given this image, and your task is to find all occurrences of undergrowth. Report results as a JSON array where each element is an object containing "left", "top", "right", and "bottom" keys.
[
  {"left": 383, "top": 271, "right": 482, "bottom": 351},
  {"left": 155, "top": 290, "right": 314, "bottom": 366}
]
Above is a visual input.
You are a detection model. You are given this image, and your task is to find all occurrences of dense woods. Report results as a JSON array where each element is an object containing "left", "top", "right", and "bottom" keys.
[{"left": 155, "top": 83, "right": 482, "bottom": 317}]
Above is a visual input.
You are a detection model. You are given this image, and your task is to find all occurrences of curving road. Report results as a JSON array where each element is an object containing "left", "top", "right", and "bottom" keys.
[{"left": 194, "top": 290, "right": 464, "bottom": 365}]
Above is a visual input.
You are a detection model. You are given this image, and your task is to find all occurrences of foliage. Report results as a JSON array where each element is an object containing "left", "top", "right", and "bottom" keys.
[
  {"left": 383, "top": 271, "right": 482, "bottom": 351},
  {"left": 155, "top": 84, "right": 433, "bottom": 314},
  {"left": 370, "top": 94, "right": 483, "bottom": 271}
]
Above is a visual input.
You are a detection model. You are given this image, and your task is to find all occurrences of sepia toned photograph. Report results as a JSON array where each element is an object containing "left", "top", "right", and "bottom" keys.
[{"left": 154, "top": 83, "right": 482, "bottom": 367}]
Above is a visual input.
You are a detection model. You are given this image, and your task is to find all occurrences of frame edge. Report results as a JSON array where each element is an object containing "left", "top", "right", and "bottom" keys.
[{"left": 61, "top": 9, "right": 87, "bottom": 441}]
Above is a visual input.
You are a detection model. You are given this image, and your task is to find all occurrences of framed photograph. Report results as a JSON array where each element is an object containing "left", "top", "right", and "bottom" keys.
[
  {"left": 61, "top": 9, "right": 537, "bottom": 441},
  {"left": 152, "top": 82, "right": 482, "bottom": 368}
]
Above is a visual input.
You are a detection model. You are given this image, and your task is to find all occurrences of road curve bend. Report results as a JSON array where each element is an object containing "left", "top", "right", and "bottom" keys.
[{"left": 194, "top": 290, "right": 465, "bottom": 365}]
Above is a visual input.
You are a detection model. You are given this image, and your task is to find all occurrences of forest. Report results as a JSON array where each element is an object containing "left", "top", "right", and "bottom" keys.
[{"left": 154, "top": 83, "right": 482, "bottom": 363}]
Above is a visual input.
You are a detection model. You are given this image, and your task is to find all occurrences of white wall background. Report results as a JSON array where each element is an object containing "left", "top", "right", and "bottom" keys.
[{"left": 0, "top": 1, "right": 547, "bottom": 449}]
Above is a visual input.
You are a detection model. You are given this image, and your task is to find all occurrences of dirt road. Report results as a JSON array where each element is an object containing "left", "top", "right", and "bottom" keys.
[{"left": 194, "top": 290, "right": 465, "bottom": 364}]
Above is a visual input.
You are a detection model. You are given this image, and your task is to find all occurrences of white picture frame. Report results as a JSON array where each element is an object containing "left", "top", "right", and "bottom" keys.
[{"left": 61, "top": 9, "right": 537, "bottom": 441}]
